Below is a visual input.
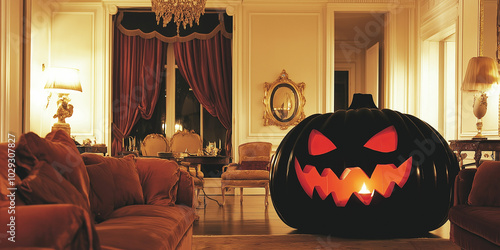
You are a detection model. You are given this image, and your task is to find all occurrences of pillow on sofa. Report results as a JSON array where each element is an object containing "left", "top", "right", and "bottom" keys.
[
  {"left": 86, "top": 162, "right": 116, "bottom": 222},
  {"left": 82, "top": 154, "right": 144, "bottom": 218},
  {"left": 135, "top": 158, "right": 180, "bottom": 206},
  {"left": 17, "top": 160, "right": 89, "bottom": 210},
  {"left": 468, "top": 161, "right": 500, "bottom": 206},
  {"left": 15, "top": 131, "right": 91, "bottom": 210}
]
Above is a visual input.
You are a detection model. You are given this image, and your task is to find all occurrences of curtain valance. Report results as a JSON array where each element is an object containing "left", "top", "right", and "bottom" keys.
[{"left": 116, "top": 10, "right": 232, "bottom": 43}]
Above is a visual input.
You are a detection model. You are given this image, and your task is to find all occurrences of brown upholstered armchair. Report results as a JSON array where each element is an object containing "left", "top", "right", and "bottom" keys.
[
  {"left": 140, "top": 133, "right": 169, "bottom": 156},
  {"left": 170, "top": 130, "right": 204, "bottom": 204},
  {"left": 221, "top": 142, "right": 272, "bottom": 206}
]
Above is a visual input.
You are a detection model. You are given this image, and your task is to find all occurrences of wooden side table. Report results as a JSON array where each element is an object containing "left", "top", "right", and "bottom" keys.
[{"left": 449, "top": 140, "right": 500, "bottom": 169}]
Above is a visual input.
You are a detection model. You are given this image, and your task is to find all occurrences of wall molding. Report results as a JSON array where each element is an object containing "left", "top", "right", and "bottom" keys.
[{"left": 0, "top": 0, "right": 24, "bottom": 140}]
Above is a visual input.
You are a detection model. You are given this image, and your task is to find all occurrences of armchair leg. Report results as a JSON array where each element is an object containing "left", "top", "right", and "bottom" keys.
[
  {"left": 221, "top": 186, "right": 226, "bottom": 206},
  {"left": 240, "top": 188, "right": 244, "bottom": 204},
  {"left": 265, "top": 184, "right": 269, "bottom": 206}
]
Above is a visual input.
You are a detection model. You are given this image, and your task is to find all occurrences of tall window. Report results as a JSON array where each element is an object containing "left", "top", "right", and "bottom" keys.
[
  {"left": 167, "top": 46, "right": 228, "bottom": 154},
  {"left": 127, "top": 46, "right": 227, "bottom": 155}
]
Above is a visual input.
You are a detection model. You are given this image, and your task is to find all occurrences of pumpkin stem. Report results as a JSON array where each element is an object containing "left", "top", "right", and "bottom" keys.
[{"left": 348, "top": 93, "right": 378, "bottom": 109}]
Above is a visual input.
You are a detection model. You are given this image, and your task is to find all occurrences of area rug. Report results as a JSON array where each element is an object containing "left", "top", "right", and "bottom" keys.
[{"left": 192, "top": 234, "right": 460, "bottom": 250}]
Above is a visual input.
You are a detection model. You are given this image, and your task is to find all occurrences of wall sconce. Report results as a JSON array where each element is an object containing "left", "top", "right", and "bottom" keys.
[
  {"left": 44, "top": 67, "right": 82, "bottom": 135},
  {"left": 462, "top": 57, "right": 499, "bottom": 140}
]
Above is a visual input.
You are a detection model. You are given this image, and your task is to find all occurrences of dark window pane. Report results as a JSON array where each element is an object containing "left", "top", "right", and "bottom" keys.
[
  {"left": 128, "top": 70, "right": 167, "bottom": 151},
  {"left": 175, "top": 69, "right": 200, "bottom": 134},
  {"left": 203, "top": 108, "right": 226, "bottom": 154}
]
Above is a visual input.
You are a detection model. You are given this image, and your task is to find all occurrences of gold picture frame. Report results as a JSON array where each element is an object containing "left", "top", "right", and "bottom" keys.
[{"left": 263, "top": 70, "right": 306, "bottom": 130}]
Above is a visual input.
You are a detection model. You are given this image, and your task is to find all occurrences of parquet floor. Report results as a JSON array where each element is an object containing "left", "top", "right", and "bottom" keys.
[{"left": 192, "top": 194, "right": 450, "bottom": 239}]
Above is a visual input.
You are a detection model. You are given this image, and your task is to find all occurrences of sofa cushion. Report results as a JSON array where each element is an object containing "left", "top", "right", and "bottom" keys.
[
  {"left": 96, "top": 205, "right": 196, "bottom": 250},
  {"left": 82, "top": 154, "right": 144, "bottom": 221},
  {"left": 176, "top": 169, "right": 195, "bottom": 208},
  {"left": 86, "top": 162, "right": 116, "bottom": 222},
  {"left": 469, "top": 161, "right": 500, "bottom": 206},
  {"left": 449, "top": 205, "right": 500, "bottom": 246},
  {"left": 0, "top": 204, "right": 100, "bottom": 250},
  {"left": 17, "top": 160, "right": 90, "bottom": 212},
  {"left": 221, "top": 170, "right": 269, "bottom": 180},
  {"left": 15, "top": 131, "right": 91, "bottom": 210},
  {"left": 135, "top": 158, "right": 180, "bottom": 206}
]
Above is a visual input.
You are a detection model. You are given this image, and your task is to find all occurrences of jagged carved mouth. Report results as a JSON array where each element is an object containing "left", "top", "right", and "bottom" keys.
[{"left": 294, "top": 157, "right": 412, "bottom": 207}]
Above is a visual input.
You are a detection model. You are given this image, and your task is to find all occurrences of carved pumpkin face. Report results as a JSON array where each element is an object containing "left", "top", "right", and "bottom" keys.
[
  {"left": 270, "top": 96, "right": 459, "bottom": 237},
  {"left": 296, "top": 126, "right": 413, "bottom": 207}
]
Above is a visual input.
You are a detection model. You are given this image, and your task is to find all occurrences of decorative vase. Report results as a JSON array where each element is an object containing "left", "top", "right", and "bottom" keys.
[{"left": 472, "top": 92, "right": 488, "bottom": 139}]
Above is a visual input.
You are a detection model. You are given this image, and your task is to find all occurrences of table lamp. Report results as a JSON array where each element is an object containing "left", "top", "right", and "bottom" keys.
[
  {"left": 462, "top": 57, "right": 499, "bottom": 139},
  {"left": 44, "top": 67, "right": 82, "bottom": 135}
]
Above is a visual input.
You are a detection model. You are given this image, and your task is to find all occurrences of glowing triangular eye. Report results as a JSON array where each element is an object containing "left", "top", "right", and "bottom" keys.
[
  {"left": 309, "top": 129, "right": 336, "bottom": 156},
  {"left": 364, "top": 126, "right": 397, "bottom": 153}
]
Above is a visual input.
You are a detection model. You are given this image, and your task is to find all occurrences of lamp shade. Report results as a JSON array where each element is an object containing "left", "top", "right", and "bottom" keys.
[
  {"left": 462, "top": 57, "right": 499, "bottom": 92},
  {"left": 44, "top": 67, "right": 82, "bottom": 93}
]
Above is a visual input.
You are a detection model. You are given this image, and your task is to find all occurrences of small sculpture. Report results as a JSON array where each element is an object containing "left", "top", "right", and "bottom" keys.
[{"left": 53, "top": 94, "right": 74, "bottom": 123}]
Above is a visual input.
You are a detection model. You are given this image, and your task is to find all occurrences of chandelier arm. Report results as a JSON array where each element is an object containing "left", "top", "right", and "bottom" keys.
[{"left": 152, "top": 0, "right": 207, "bottom": 34}]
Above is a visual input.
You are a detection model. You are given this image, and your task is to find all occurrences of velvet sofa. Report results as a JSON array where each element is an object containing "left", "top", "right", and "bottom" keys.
[
  {"left": 449, "top": 161, "right": 500, "bottom": 250},
  {"left": 0, "top": 130, "right": 197, "bottom": 249}
]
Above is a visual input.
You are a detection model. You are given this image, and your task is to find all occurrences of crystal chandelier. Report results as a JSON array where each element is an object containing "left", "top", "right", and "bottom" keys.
[{"left": 151, "top": 0, "right": 207, "bottom": 34}]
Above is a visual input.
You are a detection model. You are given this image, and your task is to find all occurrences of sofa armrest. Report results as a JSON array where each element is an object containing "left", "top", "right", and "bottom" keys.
[
  {"left": 454, "top": 168, "right": 477, "bottom": 206},
  {"left": 0, "top": 204, "right": 100, "bottom": 250},
  {"left": 176, "top": 169, "right": 195, "bottom": 209}
]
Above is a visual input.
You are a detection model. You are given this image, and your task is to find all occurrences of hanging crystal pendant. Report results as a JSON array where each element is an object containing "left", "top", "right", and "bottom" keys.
[{"left": 151, "top": 0, "right": 207, "bottom": 34}]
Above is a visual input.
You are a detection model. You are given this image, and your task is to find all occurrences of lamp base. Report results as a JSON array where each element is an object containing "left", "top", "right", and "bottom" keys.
[
  {"left": 52, "top": 122, "right": 71, "bottom": 135},
  {"left": 472, "top": 135, "right": 488, "bottom": 141}
]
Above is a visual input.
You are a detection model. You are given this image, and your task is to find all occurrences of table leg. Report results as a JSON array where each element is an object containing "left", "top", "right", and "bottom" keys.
[
  {"left": 456, "top": 150, "right": 464, "bottom": 169},
  {"left": 474, "top": 150, "right": 482, "bottom": 168}
]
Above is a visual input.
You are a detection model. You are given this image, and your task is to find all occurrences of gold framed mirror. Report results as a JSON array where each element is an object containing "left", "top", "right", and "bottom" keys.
[{"left": 263, "top": 70, "right": 306, "bottom": 130}]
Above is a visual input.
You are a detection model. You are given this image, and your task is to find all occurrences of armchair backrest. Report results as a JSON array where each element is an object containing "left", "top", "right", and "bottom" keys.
[
  {"left": 141, "top": 134, "right": 169, "bottom": 156},
  {"left": 170, "top": 130, "right": 203, "bottom": 154},
  {"left": 238, "top": 142, "right": 273, "bottom": 164}
]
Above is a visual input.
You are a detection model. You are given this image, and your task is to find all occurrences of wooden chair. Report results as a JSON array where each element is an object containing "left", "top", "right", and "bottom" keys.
[
  {"left": 221, "top": 142, "right": 272, "bottom": 206},
  {"left": 170, "top": 130, "right": 204, "bottom": 205},
  {"left": 140, "top": 133, "right": 169, "bottom": 156}
]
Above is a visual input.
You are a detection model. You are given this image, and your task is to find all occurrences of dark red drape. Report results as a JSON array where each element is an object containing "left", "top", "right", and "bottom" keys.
[
  {"left": 112, "top": 27, "right": 167, "bottom": 156},
  {"left": 173, "top": 32, "right": 232, "bottom": 155}
]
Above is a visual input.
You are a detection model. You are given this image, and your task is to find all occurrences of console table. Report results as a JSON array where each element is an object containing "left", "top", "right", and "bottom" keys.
[
  {"left": 449, "top": 140, "right": 500, "bottom": 169},
  {"left": 77, "top": 145, "right": 107, "bottom": 156},
  {"left": 157, "top": 155, "right": 230, "bottom": 177},
  {"left": 182, "top": 155, "right": 230, "bottom": 165}
]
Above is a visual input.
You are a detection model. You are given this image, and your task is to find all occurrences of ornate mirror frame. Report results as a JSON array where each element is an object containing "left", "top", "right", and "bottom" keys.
[{"left": 263, "top": 70, "right": 306, "bottom": 130}]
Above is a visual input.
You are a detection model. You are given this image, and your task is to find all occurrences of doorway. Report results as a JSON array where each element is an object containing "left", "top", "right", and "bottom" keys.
[{"left": 334, "top": 12, "right": 385, "bottom": 107}]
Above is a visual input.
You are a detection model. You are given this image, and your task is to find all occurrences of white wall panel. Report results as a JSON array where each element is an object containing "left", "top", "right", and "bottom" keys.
[
  {"left": 50, "top": 12, "right": 94, "bottom": 137},
  {"left": 234, "top": 3, "right": 326, "bottom": 156},
  {"left": 30, "top": 2, "right": 105, "bottom": 145}
]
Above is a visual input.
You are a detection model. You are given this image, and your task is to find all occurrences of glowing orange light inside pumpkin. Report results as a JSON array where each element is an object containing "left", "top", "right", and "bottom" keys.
[
  {"left": 358, "top": 183, "right": 371, "bottom": 194},
  {"left": 294, "top": 157, "right": 412, "bottom": 207},
  {"left": 355, "top": 183, "right": 373, "bottom": 205}
]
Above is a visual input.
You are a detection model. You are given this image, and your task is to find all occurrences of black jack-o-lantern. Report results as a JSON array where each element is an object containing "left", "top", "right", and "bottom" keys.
[{"left": 270, "top": 94, "right": 460, "bottom": 237}]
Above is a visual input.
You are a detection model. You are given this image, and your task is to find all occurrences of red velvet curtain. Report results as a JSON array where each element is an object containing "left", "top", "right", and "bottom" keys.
[
  {"left": 173, "top": 32, "right": 232, "bottom": 155},
  {"left": 112, "top": 28, "right": 167, "bottom": 155}
]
